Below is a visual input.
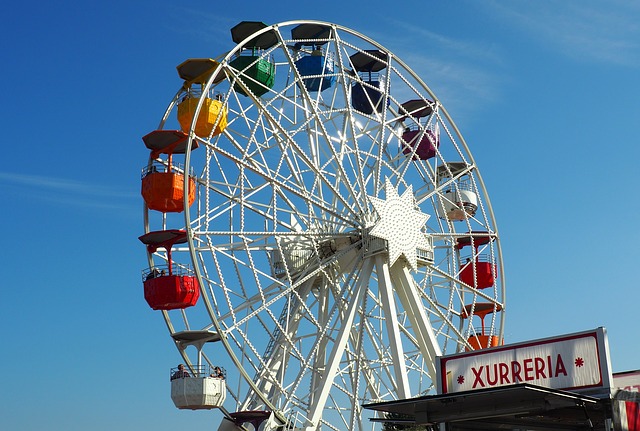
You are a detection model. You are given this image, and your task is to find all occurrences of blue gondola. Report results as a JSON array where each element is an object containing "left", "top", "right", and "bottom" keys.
[
  {"left": 350, "top": 50, "right": 388, "bottom": 114},
  {"left": 292, "top": 23, "right": 335, "bottom": 92}
]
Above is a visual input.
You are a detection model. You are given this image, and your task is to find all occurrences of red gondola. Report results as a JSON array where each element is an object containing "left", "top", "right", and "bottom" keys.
[
  {"left": 139, "top": 230, "right": 199, "bottom": 310},
  {"left": 457, "top": 232, "right": 497, "bottom": 289}
]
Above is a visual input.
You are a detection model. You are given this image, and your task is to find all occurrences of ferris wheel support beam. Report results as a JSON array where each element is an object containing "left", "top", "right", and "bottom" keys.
[
  {"left": 209, "top": 142, "right": 348, "bottom": 224},
  {"left": 251, "top": 276, "right": 317, "bottom": 407},
  {"left": 305, "top": 257, "right": 374, "bottom": 431},
  {"left": 390, "top": 264, "right": 442, "bottom": 379},
  {"left": 374, "top": 254, "right": 411, "bottom": 399},
  {"left": 308, "top": 279, "right": 331, "bottom": 414},
  {"left": 247, "top": 95, "right": 362, "bottom": 219}
]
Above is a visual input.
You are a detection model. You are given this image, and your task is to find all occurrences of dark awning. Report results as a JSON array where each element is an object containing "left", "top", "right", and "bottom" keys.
[
  {"left": 364, "top": 384, "right": 611, "bottom": 431},
  {"left": 230, "top": 21, "right": 278, "bottom": 49}
]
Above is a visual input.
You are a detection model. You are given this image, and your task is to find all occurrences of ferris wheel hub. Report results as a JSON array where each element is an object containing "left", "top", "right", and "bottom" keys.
[{"left": 368, "top": 180, "right": 432, "bottom": 270}]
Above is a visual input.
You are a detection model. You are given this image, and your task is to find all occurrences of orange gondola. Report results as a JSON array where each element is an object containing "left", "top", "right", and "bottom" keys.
[
  {"left": 462, "top": 302, "right": 503, "bottom": 351},
  {"left": 141, "top": 130, "right": 197, "bottom": 213}
]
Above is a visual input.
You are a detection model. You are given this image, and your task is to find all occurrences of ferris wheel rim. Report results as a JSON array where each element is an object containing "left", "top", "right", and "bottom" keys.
[{"left": 144, "top": 19, "right": 506, "bottom": 431}]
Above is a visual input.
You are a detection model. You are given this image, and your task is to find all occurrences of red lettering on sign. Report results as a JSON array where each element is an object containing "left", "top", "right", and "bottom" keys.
[
  {"left": 464, "top": 353, "right": 571, "bottom": 390},
  {"left": 472, "top": 366, "right": 485, "bottom": 389},
  {"left": 487, "top": 364, "right": 498, "bottom": 386},
  {"left": 511, "top": 361, "right": 522, "bottom": 383},
  {"left": 535, "top": 357, "right": 546, "bottom": 379},
  {"left": 555, "top": 354, "right": 567, "bottom": 377},
  {"left": 499, "top": 362, "right": 510, "bottom": 384},
  {"left": 524, "top": 358, "right": 534, "bottom": 381}
]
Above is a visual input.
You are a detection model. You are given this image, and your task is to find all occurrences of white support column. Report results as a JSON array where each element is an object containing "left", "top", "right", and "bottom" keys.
[
  {"left": 390, "top": 264, "right": 442, "bottom": 379},
  {"left": 375, "top": 254, "right": 411, "bottom": 399},
  {"left": 305, "top": 257, "right": 375, "bottom": 430}
]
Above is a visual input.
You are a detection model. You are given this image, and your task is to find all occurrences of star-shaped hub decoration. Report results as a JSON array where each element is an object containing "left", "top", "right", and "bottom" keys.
[{"left": 369, "top": 179, "right": 431, "bottom": 270}]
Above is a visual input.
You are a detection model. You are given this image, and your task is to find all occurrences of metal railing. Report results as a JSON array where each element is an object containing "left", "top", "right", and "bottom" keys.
[
  {"left": 142, "top": 264, "right": 195, "bottom": 282},
  {"left": 141, "top": 161, "right": 194, "bottom": 179},
  {"left": 169, "top": 364, "right": 227, "bottom": 380}
]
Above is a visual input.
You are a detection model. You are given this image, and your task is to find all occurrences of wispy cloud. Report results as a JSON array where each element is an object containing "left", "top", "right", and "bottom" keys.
[
  {"left": 486, "top": 0, "right": 640, "bottom": 67},
  {"left": 368, "top": 18, "right": 508, "bottom": 123},
  {"left": 364, "top": 0, "right": 640, "bottom": 120},
  {"left": 165, "top": 7, "right": 238, "bottom": 55},
  {"left": 0, "top": 172, "right": 138, "bottom": 212}
]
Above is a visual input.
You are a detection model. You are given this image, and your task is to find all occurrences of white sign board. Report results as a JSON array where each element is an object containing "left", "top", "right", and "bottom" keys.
[{"left": 437, "top": 328, "right": 613, "bottom": 397}]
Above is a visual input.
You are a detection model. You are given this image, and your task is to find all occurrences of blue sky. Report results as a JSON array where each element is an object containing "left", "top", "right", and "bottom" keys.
[{"left": 2, "top": 1, "right": 639, "bottom": 430}]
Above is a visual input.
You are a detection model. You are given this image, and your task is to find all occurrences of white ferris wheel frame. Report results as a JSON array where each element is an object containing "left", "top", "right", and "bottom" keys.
[{"left": 144, "top": 19, "right": 506, "bottom": 431}]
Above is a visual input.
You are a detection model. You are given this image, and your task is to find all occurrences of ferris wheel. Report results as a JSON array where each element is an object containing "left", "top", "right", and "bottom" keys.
[{"left": 139, "top": 20, "right": 505, "bottom": 431}]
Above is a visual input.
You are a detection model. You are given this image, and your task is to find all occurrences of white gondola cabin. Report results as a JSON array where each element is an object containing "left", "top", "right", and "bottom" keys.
[
  {"left": 170, "top": 331, "right": 227, "bottom": 410},
  {"left": 436, "top": 162, "right": 478, "bottom": 221}
]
